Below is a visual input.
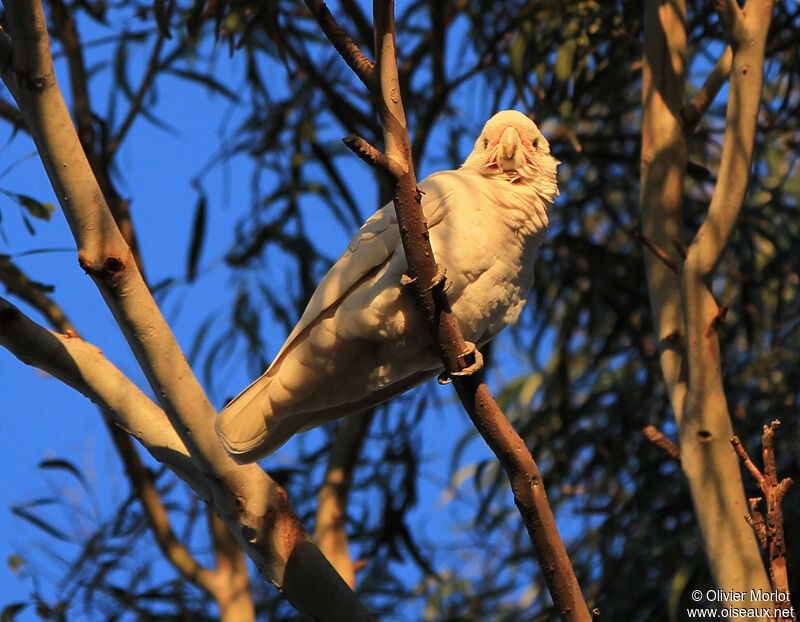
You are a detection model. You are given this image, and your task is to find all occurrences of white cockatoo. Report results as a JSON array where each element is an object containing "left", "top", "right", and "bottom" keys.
[{"left": 216, "top": 110, "right": 558, "bottom": 462}]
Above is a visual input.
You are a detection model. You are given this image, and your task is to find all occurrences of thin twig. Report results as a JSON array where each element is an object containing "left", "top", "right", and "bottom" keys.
[
  {"left": 307, "top": 1, "right": 591, "bottom": 619},
  {"left": 642, "top": 425, "right": 680, "bottom": 460},
  {"left": 304, "top": 0, "right": 374, "bottom": 86},
  {"left": 681, "top": 46, "right": 732, "bottom": 133},
  {"left": 731, "top": 421, "right": 794, "bottom": 603},
  {"left": 109, "top": 29, "right": 167, "bottom": 154},
  {"left": 639, "top": 233, "right": 679, "bottom": 273},
  {"left": 0, "top": 255, "right": 75, "bottom": 333},
  {"left": 343, "top": 133, "right": 402, "bottom": 177}
]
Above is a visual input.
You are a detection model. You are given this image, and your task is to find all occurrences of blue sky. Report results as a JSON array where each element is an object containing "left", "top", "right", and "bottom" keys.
[{"left": 0, "top": 14, "right": 530, "bottom": 617}]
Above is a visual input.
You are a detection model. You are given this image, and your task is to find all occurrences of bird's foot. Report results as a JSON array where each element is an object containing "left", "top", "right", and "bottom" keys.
[
  {"left": 401, "top": 266, "right": 449, "bottom": 293},
  {"left": 438, "top": 342, "right": 484, "bottom": 384}
]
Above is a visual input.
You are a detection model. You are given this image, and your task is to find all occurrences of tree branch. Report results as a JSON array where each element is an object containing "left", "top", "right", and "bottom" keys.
[
  {"left": 48, "top": 0, "right": 92, "bottom": 137},
  {"left": 0, "top": 296, "right": 200, "bottom": 484},
  {"left": 640, "top": 0, "right": 770, "bottom": 599},
  {"left": 0, "top": 4, "right": 375, "bottom": 618},
  {"left": 108, "top": 29, "right": 167, "bottom": 154},
  {"left": 681, "top": 45, "right": 732, "bottom": 133},
  {"left": 0, "top": 254, "right": 75, "bottom": 332},
  {"left": 314, "top": 410, "right": 373, "bottom": 588},
  {"left": 308, "top": 2, "right": 591, "bottom": 619},
  {"left": 343, "top": 133, "right": 403, "bottom": 177},
  {"left": 732, "top": 421, "right": 794, "bottom": 603},
  {"left": 207, "top": 507, "right": 256, "bottom": 622},
  {"left": 304, "top": 0, "right": 374, "bottom": 86},
  {"left": 684, "top": 1, "right": 772, "bottom": 279},
  {"left": 642, "top": 425, "right": 680, "bottom": 460},
  {"left": 1, "top": 256, "right": 223, "bottom": 598}
]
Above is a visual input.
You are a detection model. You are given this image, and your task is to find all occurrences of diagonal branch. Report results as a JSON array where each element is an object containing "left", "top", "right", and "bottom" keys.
[
  {"left": 681, "top": 45, "right": 732, "bottom": 134},
  {"left": 643, "top": 425, "right": 680, "bottom": 460},
  {"left": 683, "top": 2, "right": 773, "bottom": 279},
  {"left": 0, "top": 254, "right": 75, "bottom": 332},
  {"left": 108, "top": 29, "right": 167, "bottom": 155},
  {"left": 0, "top": 3, "right": 375, "bottom": 619},
  {"left": 314, "top": 410, "right": 373, "bottom": 588},
  {"left": 1, "top": 255, "right": 222, "bottom": 595},
  {"left": 304, "top": 0, "right": 374, "bottom": 87},
  {"left": 0, "top": 296, "right": 200, "bottom": 484},
  {"left": 307, "top": 2, "right": 591, "bottom": 619},
  {"left": 0, "top": 293, "right": 251, "bottom": 611}
]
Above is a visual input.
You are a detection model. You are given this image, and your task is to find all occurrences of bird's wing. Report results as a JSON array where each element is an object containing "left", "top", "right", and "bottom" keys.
[
  {"left": 270, "top": 173, "right": 455, "bottom": 366},
  {"left": 216, "top": 173, "right": 459, "bottom": 461}
]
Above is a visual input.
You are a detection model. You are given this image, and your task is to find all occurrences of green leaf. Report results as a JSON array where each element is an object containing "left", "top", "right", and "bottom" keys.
[
  {"left": 11, "top": 501, "right": 72, "bottom": 542},
  {"left": 6, "top": 555, "right": 24, "bottom": 574},
  {"left": 165, "top": 68, "right": 237, "bottom": 101},
  {"left": 509, "top": 21, "right": 534, "bottom": 83},
  {"left": 186, "top": 194, "right": 207, "bottom": 282},
  {"left": 38, "top": 458, "right": 90, "bottom": 493},
  {"left": 14, "top": 193, "right": 54, "bottom": 221},
  {"left": 554, "top": 39, "right": 577, "bottom": 83},
  {"left": 1, "top": 603, "right": 27, "bottom": 622}
]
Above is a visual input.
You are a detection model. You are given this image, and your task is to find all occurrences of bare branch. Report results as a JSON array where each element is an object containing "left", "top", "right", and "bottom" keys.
[
  {"left": 343, "top": 133, "right": 402, "bottom": 177},
  {"left": 639, "top": 233, "right": 679, "bottom": 273},
  {"left": 1, "top": 256, "right": 219, "bottom": 597},
  {"left": 315, "top": 411, "right": 373, "bottom": 588},
  {"left": 641, "top": 0, "right": 770, "bottom": 597},
  {"left": 0, "top": 255, "right": 75, "bottom": 332},
  {"left": 732, "top": 422, "right": 794, "bottom": 601},
  {"left": 642, "top": 425, "right": 680, "bottom": 460},
  {"left": 681, "top": 46, "right": 732, "bottom": 133},
  {"left": 108, "top": 29, "right": 167, "bottom": 154},
  {"left": 678, "top": 0, "right": 775, "bottom": 594},
  {"left": 312, "top": 1, "right": 591, "bottom": 618},
  {"left": 304, "top": 0, "right": 374, "bottom": 86},
  {"left": 48, "top": 0, "right": 91, "bottom": 140},
  {"left": 0, "top": 296, "right": 200, "bottom": 483},
  {"left": 0, "top": 3, "right": 376, "bottom": 617},
  {"left": 731, "top": 435, "right": 766, "bottom": 488},
  {"left": 684, "top": 0, "right": 774, "bottom": 279}
]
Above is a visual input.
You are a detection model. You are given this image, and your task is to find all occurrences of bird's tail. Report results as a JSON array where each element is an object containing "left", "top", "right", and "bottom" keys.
[{"left": 215, "top": 375, "right": 303, "bottom": 463}]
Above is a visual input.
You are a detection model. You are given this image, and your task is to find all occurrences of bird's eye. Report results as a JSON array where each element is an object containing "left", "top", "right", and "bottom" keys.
[
  {"left": 533, "top": 136, "right": 540, "bottom": 149},
  {"left": 483, "top": 137, "right": 489, "bottom": 149}
]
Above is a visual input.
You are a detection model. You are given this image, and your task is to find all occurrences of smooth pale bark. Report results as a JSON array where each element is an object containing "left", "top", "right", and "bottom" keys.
[
  {"left": 640, "top": 0, "right": 772, "bottom": 613},
  {"left": 315, "top": 411, "right": 373, "bottom": 588},
  {"left": 0, "top": 2, "right": 375, "bottom": 618}
]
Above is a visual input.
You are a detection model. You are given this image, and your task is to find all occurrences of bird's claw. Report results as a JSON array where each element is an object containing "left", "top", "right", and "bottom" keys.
[
  {"left": 438, "top": 343, "right": 484, "bottom": 384},
  {"left": 401, "top": 266, "right": 449, "bottom": 293},
  {"left": 450, "top": 342, "right": 484, "bottom": 378}
]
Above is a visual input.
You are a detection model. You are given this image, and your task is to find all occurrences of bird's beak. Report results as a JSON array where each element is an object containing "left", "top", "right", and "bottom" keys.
[{"left": 500, "top": 127, "right": 521, "bottom": 171}]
